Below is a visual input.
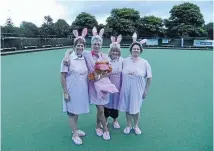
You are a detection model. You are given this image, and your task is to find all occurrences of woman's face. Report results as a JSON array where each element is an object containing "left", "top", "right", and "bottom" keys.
[
  {"left": 131, "top": 44, "right": 141, "bottom": 58},
  {"left": 92, "top": 40, "right": 102, "bottom": 53},
  {"left": 111, "top": 48, "right": 120, "bottom": 59},
  {"left": 75, "top": 42, "right": 84, "bottom": 56}
]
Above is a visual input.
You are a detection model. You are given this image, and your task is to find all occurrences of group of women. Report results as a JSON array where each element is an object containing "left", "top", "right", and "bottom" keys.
[{"left": 60, "top": 27, "right": 152, "bottom": 145}]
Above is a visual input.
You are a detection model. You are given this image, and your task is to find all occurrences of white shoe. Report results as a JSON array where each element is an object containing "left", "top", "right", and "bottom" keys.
[
  {"left": 113, "top": 121, "right": 120, "bottom": 129},
  {"left": 123, "top": 127, "right": 132, "bottom": 134},
  {"left": 72, "top": 130, "right": 86, "bottom": 137},
  {"left": 76, "top": 130, "right": 86, "bottom": 137},
  {"left": 95, "top": 128, "right": 103, "bottom": 136},
  {"left": 103, "top": 131, "right": 110, "bottom": 140},
  {"left": 133, "top": 127, "right": 142, "bottom": 135},
  {"left": 72, "top": 136, "right": 82, "bottom": 145}
]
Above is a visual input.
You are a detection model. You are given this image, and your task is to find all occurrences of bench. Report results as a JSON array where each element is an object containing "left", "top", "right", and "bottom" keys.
[
  {"left": 162, "top": 45, "right": 175, "bottom": 48},
  {"left": 42, "top": 45, "right": 52, "bottom": 48},
  {"left": 1, "top": 47, "right": 17, "bottom": 51},
  {"left": 24, "top": 46, "right": 37, "bottom": 49},
  {"left": 56, "top": 44, "right": 63, "bottom": 47},
  {"left": 183, "top": 46, "right": 208, "bottom": 49}
]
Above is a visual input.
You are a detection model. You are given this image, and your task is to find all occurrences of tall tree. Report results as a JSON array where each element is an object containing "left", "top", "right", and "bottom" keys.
[
  {"left": 5, "top": 17, "right": 14, "bottom": 27},
  {"left": 2, "top": 17, "right": 15, "bottom": 34},
  {"left": 20, "top": 21, "right": 39, "bottom": 37},
  {"left": 54, "top": 19, "right": 70, "bottom": 38},
  {"left": 165, "top": 2, "right": 206, "bottom": 37},
  {"left": 106, "top": 8, "right": 140, "bottom": 36},
  {"left": 71, "top": 12, "right": 98, "bottom": 36},
  {"left": 40, "top": 15, "right": 56, "bottom": 37},
  {"left": 137, "top": 15, "right": 163, "bottom": 37},
  {"left": 204, "top": 22, "right": 213, "bottom": 39},
  {"left": 98, "top": 24, "right": 105, "bottom": 31}
]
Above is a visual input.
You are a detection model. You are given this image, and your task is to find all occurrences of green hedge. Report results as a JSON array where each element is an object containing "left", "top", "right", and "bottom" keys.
[{"left": 1, "top": 38, "right": 73, "bottom": 49}]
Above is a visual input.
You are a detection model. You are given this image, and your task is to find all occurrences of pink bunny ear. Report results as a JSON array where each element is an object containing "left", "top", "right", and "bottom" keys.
[
  {"left": 132, "top": 32, "right": 137, "bottom": 42},
  {"left": 140, "top": 39, "right": 147, "bottom": 44},
  {"left": 81, "top": 28, "right": 88, "bottom": 37},
  {"left": 111, "top": 36, "right": 116, "bottom": 43},
  {"left": 92, "top": 26, "right": 97, "bottom": 36},
  {"left": 116, "top": 34, "right": 122, "bottom": 44},
  {"left": 73, "top": 30, "right": 78, "bottom": 38},
  {"left": 99, "top": 28, "right": 104, "bottom": 37}
]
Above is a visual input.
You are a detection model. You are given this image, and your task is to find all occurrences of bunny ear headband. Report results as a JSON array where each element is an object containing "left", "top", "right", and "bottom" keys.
[
  {"left": 110, "top": 34, "right": 122, "bottom": 48},
  {"left": 132, "top": 32, "right": 147, "bottom": 46},
  {"left": 91, "top": 26, "right": 104, "bottom": 44},
  {"left": 73, "top": 28, "right": 88, "bottom": 43}
]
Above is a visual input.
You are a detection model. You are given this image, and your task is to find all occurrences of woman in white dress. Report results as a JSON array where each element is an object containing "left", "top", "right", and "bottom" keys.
[
  {"left": 60, "top": 28, "right": 90, "bottom": 145},
  {"left": 104, "top": 35, "right": 123, "bottom": 129},
  {"left": 63, "top": 27, "right": 111, "bottom": 140},
  {"left": 118, "top": 32, "right": 152, "bottom": 135}
]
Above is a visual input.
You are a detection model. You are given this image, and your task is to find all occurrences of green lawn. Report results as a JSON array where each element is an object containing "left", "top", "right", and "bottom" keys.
[{"left": 1, "top": 48, "right": 213, "bottom": 151}]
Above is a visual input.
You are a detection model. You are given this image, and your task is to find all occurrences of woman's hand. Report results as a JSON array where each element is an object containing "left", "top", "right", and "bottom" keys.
[
  {"left": 64, "top": 93, "right": 70, "bottom": 101},
  {"left": 101, "top": 72, "right": 111, "bottom": 78},
  {"left": 142, "top": 78, "right": 152, "bottom": 99},
  {"left": 94, "top": 73, "right": 101, "bottom": 81},
  {"left": 142, "top": 89, "right": 148, "bottom": 99}
]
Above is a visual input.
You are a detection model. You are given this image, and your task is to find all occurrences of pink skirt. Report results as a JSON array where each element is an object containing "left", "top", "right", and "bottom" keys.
[{"left": 94, "top": 77, "right": 118, "bottom": 100}]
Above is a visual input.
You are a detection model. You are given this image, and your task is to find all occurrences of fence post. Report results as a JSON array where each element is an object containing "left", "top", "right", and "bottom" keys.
[
  {"left": 181, "top": 38, "right": 184, "bottom": 47},
  {"left": 2, "top": 38, "right": 4, "bottom": 48},
  {"left": 21, "top": 38, "right": 23, "bottom": 49}
]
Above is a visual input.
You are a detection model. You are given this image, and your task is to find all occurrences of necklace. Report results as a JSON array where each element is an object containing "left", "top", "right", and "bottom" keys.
[{"left": 131, "top": 57, "right": 140, "bottom": 63}]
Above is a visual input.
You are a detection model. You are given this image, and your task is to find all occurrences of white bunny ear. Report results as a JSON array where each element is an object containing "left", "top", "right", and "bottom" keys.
[
  {"left": 92, "top": 26, "right": 97, "bottom": 36},
  {"left": 73, "top": 30, "right": 79, "bottom": 38},
  {"left": 81, "top": 28, "right": 88, "bottom": 37},
  {"left": 116, "top": 34, "right": 122, "bottom": 44},
  {"left": 140, "top": 39, "right": 147, "bottom": 44},
  {"left": 99, "top": 28, "right": 104, "bottom": 37},
  {"left": 132, "top": 32, "right": 137, "bottom": 42},
  {"left": 111, "top": 36, "right": 116, "bottom": 43}
]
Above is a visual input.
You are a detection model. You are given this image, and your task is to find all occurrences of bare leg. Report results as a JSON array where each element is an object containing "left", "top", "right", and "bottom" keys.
[
  {"left": 126, "top": 112, "right": 132, "bottom": 127},
  {"left": 133, "top": 112, "right": 142, "bottom": 134},
  {"left": 68, "top": 114, "right": 78, "bottom": 136},
  {"left": 74, "top": 115, "right": 78, "bottom": 124},
  {"left": 133, "top": 112, "right": 140, "bottom": 128},
  {"left": 96, "top": 105, "right": 108, "bottom": 132},
  {"left": 96, "top": 112, "right": 101, "bottom": 128}
]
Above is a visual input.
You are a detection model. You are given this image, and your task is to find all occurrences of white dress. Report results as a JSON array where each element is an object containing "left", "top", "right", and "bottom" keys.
[
  {"left": 118, "top": 57, "right": 152, "bottom": 114},
  {"left": 105, "top": 57, "right": 123, "bottom": 109},
  {"left": 60, "top": 52, "right": 90, "bottom": 115}
]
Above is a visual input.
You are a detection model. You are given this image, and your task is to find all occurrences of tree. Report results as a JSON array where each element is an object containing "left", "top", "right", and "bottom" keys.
[
  {"left": 5, "top": 17, "right": 14, "bottom": 27},
  {"left": 136, "top": 16, "right": 163, "bottom": 37},
  {"left": 98, "top": 24, "right": 105, "bottom": 31},
  {"left": 106, "top": 8, "right": 140, "bottom": 36},
  {"left": 54, "top": 19, "right": 70, "bottom": 38},
  {"left": 20, "top": 21, "right": 39, "bottom": 37},
  {"left": 40, "top": 15, "right": 56, "bottom": 37},
  {"left": 204, "top": 22, "right": 213, "bottom": 39},
  {"left": 2, "top": 17, "right": 15, "bottom": 34},
  {"left": 1, "top": 17, "right": 24, "bottom": 37},
  {"left": 71, "top": 12, "right": 98, "bottom": 36},
  {"left": 165, "top": 2, "right": 206, "bottom": 37}
]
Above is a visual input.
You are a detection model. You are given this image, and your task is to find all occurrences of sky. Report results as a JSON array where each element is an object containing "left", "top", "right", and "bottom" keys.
[{"left": 0, "top": 0, "right": 213, "bottom": 27}]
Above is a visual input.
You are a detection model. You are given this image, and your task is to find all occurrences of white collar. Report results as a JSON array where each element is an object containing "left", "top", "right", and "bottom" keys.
[
  {"left": 109, "top": 56, "right": 121, "bottom": 62},
  {"left": 70, "top": 51, "right": 84, "bottom": 60}
]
